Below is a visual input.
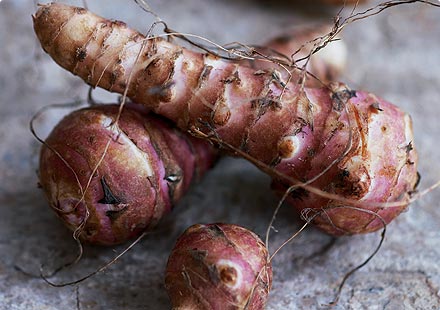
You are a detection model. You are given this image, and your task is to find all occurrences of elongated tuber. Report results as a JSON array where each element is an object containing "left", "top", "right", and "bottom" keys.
[
  {"left": 34, "top": 3, "right": 418, "bottom": 235},
  {"left": 39, "top": 104, "right": 215, "bottom": 245},
  {"left": 165, "top": 223, "right": 272, "bottom": 310}
]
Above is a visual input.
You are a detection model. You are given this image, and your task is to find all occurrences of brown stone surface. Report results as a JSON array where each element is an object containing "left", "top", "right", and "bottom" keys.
[{"left": 0, "top": 1, "right": 439, "bottom": 309}]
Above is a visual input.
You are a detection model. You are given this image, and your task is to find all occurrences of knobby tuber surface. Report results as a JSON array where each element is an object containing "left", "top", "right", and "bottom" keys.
[
  {"left": 39, "top": 104, "right": 215, "bottom": 245},
  {"left": 33, "top": 3, "right": 418, "bottom": 235},
  {"left": 165, "top": 223, "right": 272, "bottom": 310}
]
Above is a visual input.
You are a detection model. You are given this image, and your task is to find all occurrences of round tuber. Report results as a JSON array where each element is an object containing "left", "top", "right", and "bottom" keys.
[{"left": 165, "top": 223, "right": 272, "bottom": 310}]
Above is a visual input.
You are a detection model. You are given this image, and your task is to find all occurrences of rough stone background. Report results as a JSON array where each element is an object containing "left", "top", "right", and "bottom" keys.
[{"left": 0, "top": 0, "right": 439, "bottom": 309}]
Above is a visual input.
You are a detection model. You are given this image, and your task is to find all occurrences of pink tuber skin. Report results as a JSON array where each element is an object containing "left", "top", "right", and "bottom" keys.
[
  {"left": 39, "top": 104, "right": 215, "bottom": 245},
  {"left": 33, "top": 3, "right": 418, "bottom": 235},
  {"left": 165, "top": 223, "right": 272, "bottom": 310}
]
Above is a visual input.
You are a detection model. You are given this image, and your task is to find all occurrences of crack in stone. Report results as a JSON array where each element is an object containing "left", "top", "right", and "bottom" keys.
[{"left": 76, "top": 286, "right": 82, "bottom": 310}]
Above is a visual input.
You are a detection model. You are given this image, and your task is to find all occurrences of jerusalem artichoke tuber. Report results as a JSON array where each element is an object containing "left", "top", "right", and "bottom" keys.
[
  {"left": 39, "top": 104, "right": 215, "bottom": 245},
  {"left": 165, "top": 223, "right": 272, "bottom": 310},
  {"left": 34, "top": 3, "right": 418, "bottom": 235}
]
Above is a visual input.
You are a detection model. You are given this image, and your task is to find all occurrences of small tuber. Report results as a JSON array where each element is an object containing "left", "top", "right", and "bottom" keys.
[{"left": 165, "top": 223, "right": 272, "bottom": 310}]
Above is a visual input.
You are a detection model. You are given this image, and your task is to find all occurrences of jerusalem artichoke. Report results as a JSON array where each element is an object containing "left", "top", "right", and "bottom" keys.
[
  {"left": 39, "top": 104, "right": 215, "bottom": 245},
  {"left": 34, "top": 3, "right": 418, "bottom": 235},
  {"left": 165, "top": 223, "right": 272, "bottom": 310}
]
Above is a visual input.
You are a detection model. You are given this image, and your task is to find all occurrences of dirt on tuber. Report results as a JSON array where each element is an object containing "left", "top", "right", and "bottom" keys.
[
  {"left": 39, "top": 104, "right": 215, "bottom": 245},
  {"left": 33, "top": 3, "right": 419, "bottom": 236},
  {"left": 165, "top": 223, "right": 272, "bottom": 310}
]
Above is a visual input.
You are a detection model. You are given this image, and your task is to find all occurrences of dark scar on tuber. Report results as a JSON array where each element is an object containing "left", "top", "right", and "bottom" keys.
[{"left": 98, "top": 177, "right": 121, "bottom": 205}]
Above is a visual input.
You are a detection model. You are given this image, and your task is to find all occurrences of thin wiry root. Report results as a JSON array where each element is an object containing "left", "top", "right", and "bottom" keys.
[
  {"left": 40, "top": 231, "right": 148, "bottom": 287},
  {"left": 326, "top": 208, "right": 387, "bottom": 306},
  {"left": 266, "top": 204, "right": 387, "bottom": 307}
]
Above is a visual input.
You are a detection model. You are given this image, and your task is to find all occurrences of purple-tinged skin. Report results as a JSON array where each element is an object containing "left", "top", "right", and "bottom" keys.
[
  {"left": 39, "top": 105, "right": 216, "bottom": 245},
  {"left": 273, "top": 85, "right": 418, "bottom": 235},
  {"left": 34, "top": 3, "right": 419, "bottom": 235},
  {"left": 165, "top": 223, "right": 272, "bottom": 310}
]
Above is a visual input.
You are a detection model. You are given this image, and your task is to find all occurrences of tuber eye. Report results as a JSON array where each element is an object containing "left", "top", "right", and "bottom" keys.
[{"left": 217, "top": 260, "right": 240, "bottom": 288}]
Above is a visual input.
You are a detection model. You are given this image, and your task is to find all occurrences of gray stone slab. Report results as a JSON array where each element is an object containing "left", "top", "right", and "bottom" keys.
[{"left": 0, "top": 0, "right": 439, "bottom": 309}]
